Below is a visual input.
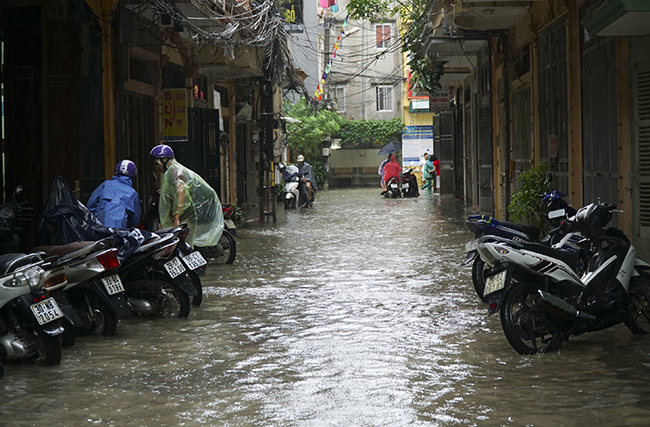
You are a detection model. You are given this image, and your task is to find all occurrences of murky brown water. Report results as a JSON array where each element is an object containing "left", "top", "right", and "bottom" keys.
[{"left": 2, "top": 188, "right": 650, "bottom": 426}]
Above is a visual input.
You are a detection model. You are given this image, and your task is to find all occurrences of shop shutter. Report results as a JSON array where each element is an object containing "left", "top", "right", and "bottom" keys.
[{"left": 638, "top": 64, "right": 650, "bottom": 231}]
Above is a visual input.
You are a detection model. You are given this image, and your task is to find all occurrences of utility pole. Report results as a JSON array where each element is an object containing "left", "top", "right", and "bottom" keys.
[{"left": 323, "top": 14, "right": 331, "bottom": 105}]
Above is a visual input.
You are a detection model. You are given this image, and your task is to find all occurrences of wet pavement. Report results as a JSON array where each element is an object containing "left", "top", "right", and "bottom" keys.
[{"left": 2, "top": 188, "right": 650, "bottom": 426}]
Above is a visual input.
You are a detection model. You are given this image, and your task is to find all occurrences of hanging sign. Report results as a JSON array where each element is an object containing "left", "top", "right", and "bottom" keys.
[
  {"left": 280, "top": 0, "right": 304, "bottom": 33},
  {"left": 162, "top": 89, "right": 188, "bottom": 142}
]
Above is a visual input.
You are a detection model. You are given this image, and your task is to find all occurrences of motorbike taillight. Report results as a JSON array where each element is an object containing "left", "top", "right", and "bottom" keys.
[
  {"left": 44, "top": 272, "right": 67, "bottom": 290},
  {"left": 96, "top": 248, "right": 120, "bottom": 270}
]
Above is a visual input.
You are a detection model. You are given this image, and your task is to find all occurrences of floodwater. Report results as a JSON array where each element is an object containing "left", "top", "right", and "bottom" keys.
[{"left": 2, "top": 188, "right": 650, "bottom": 426}]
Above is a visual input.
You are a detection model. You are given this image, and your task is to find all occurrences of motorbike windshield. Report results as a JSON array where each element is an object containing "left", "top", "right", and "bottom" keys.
[{"left": 158, "top": 160, "right": 224, "bottom": 247}]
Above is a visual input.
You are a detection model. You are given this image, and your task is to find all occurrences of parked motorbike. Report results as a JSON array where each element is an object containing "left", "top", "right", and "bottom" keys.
[
  {"left": 0, "top": 252, "right": 69, "bottom": 378},
  {"left": 400, "top": 168, "right": 420, "bottom": 198},
  {"left": 36, "top": 238, "right": 129, "bottom": 342},
  {"left": 383, "top": 176, "right": 401, "bottom": 198},
  {"left": 463, "top": 190, "right": 588, "bottom": 303},
  {"left": 117, "top": 229, "right": 194, "bottom": 318},
  {"left": 476, "top": 202, "right": 650, "bottom": 354},
  {"left": 159, "top": 223, "right": 206, "bottom": 307}
]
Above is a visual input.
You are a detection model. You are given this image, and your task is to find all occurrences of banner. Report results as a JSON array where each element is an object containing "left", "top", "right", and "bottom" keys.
[
  {"left": 402, "top": 126, "right": 434, "bottom": 168},
  {"left": 162, "top": 89, "right": 188, "bottom": 142}
]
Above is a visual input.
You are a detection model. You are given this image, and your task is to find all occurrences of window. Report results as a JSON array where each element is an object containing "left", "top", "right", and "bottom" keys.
[
  {"left": 376, "top": 24, "right": 391, "bottom": 49},
  {"left": 193, "top": 74, "right": 207, "bottom": 100},
  {"left": 376, "top": 85, "right": 392, "bottom": 112},
  {"left": 333, "top": 87, "right": 345, "bottom": 112}
]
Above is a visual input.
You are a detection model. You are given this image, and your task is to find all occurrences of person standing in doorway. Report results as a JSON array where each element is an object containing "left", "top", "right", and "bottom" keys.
[
  {"left": 430, "top": 154, "right": 441, "bottom": 196},
  {"left": 421, "top": 154, "right": 434, "bottom": 190}
]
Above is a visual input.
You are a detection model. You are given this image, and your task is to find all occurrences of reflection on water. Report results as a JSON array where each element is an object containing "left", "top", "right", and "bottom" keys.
[{"left": 2, "top": 188, "right": 650, "bottom": 426}]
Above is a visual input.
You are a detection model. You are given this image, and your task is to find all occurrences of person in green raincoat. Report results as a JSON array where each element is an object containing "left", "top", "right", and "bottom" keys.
[{"left": 150, "top": 145, "right": 224, "bottom": 248}]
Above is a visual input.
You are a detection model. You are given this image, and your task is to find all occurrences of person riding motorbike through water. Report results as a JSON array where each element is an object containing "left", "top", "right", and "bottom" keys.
[
  {"left": 383, "top": 154, "right": 402, "bottom": 186},
  {"left": 150, "top": 144, "right": 224, "bottom": 248},
  {"left": 296, "top": 155, "right": 317, "bottom": 201},
  {"left": 279, "top": 163, "right": 310, "bottom": 208},
  {"left": 87, "top": 159, "right": 141, "bottom": 229}
]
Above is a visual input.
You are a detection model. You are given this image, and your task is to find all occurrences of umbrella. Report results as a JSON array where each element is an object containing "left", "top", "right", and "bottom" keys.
[{"left": 378, "top": 140, "right": 402, "bottom": 155}]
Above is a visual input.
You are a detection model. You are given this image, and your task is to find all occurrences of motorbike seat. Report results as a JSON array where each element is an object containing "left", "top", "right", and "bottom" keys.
[
  {"left": 0, "top": 253, "right": 43, "bottom": 275},
  {"left": 499, "top": 221, "right": 540, "bottom": 241},
  {"left": 517, "top": 240, "right": 578, "bottom": 264},
  {"left": 33, "top": 242, "right": 94, "bottom": 259}
]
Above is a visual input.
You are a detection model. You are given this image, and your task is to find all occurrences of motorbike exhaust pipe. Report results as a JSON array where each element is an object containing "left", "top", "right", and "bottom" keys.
[
  {"left": 0, "top": 333, "right": 27, "bottom": 360},
  {"left": 127, "top": 298, "right": 153, "bottom": 315},
  {"left": 536, "top": 290, "right": 597, "bottom": 321}
]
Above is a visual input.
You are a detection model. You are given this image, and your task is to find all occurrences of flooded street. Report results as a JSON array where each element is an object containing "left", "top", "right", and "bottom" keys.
[{"left": 3, "top": 188, "right": 650, "bottom": 426}]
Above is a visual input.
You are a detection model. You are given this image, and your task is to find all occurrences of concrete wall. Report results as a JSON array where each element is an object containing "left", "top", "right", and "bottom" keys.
[{"left": 328, "top": 148, "right": 385, "bottom": 187}]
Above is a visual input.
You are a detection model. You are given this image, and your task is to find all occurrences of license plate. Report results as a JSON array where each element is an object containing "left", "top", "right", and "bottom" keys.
[
  {"left": 224, "top": 219, "right": 236, "bottom": 229},
  {"left": 164, "top": 257, "right": 186, "bottom": 279},
  {"left": 182, "top": 251, "right": 207, "bottom": 270},
  {"left": 548, "top": 208, "right": 566, "bottom": 219},
  {"left": 101, "top": 274, "right": 125, "bottom": 296},
  {"left": 30, "top": 298, "right": 64, "bottom": 326},
  {"left": 484, "top": 270, "right": 507, "bottom": 296},
  {"left": 401, "top": 183, "right": 409, "bottom": 189},
  {"left": 465, "top": 240, "right": 478, "bottom": 252},
  {"left": 390, "top": 183, "right": 398, "bottom": 189}
]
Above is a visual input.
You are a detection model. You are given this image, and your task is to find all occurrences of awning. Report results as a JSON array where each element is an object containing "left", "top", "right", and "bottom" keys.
[{"left": 583, "top": 0, "right": 650, "bottom": 37}]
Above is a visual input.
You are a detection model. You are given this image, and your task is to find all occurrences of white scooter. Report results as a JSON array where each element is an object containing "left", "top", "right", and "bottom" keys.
[
  {"left": 476, "top": 203, "right": 650, "bottom": 354},
  {"left": 282, "top": 164, "right": 308, "bottom": 209}
]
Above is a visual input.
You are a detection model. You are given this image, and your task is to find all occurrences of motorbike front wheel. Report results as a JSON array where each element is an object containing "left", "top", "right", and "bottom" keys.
[
  {"left": 500, "top": 283, "right": 565, "bottom": 354},
  {"left": 471, "top": 257, "right": 489, "bottom": 303},
  {"left": 14, "top": 313, "right": 62, "bottom": 366},
  {"left": 284, "top": 196, "right": 296, "bottom": 209}
]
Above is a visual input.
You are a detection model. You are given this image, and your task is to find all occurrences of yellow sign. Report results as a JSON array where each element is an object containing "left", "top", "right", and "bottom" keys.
[{"left": 162, "top": 89, "right": 188, "bottom": 142}]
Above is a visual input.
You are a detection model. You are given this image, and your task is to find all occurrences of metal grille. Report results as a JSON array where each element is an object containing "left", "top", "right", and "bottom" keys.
[
  {"left": 638, "top": 66, "right": 650, "bottom": 228},
  {"left": 512, "top": 85, "right": 532, "bottom": 192}
]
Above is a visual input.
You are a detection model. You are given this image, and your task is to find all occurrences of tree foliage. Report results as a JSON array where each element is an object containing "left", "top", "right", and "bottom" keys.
[
  {"left": 347, "top": 0, "right": 445, "bottom": 94},
  {"left": 508, "top": 162, "right": 553, "bottom": 234},
  {"left": 283, "top": 98, "right": 343, "bottom": 162},
  {"left": 336, "top": 118, "right": 404, "bottom": 149}
]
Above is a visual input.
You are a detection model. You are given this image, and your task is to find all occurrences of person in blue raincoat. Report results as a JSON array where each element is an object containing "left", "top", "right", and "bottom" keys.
[{"left": 87, "top": 160, "right": 141, "bottom": 229}]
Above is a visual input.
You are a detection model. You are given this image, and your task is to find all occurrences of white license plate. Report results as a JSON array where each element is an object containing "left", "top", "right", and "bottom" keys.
[
  {"left": 101, "top": 274, "right": 125, "bottom": 295},
  {"left": 484, "top": 270, "right": 507, "bottom": 296},
  {"left": 182, "top": 251, "right": 207, "bottom": 270},
  {"left": 164, "top": 257, "right": 186, "bottom": 279},
  {"left": 224, "top": 219, "right": 236, "bottom": 229},
  {"left": 465, "top": 240, "right": 479, "bottom": 252},
  {"left": 30, "top": 298, "right": 64, "bottom": 326},
  {"left": 390, "top": 183, "right": 398, "bottom": 189},
  {"left": 548, "top": 208, "right": 566, "bottom": 219},
  {"left": 401, "top": 183, "right": 409, "bottom": 189}
]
